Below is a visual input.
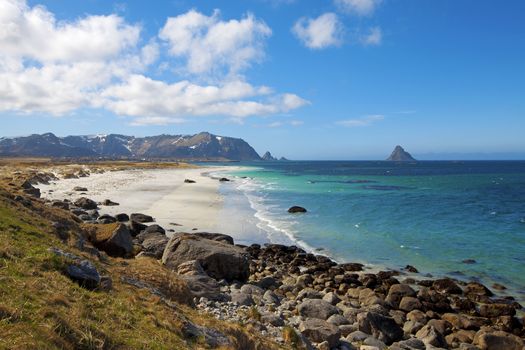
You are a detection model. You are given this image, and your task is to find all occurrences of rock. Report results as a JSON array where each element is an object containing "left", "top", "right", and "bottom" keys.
[
  {"left": 415, "top": 325, "right": 447, "bottom": 348},
  {"left": 141, "top": 232, "right": 169, "bottom": 259},
  {"left": 129, "top": 220, "right": 147, "bottom": 236},
  {"left": 97, "top": 214, "right": 117, "bottom": 224},
  {"left": 181, "top": 274, "right": 223, "bottom": 300},
  {"left": 446, "top": 330, "right": 476, "bottom": 347},
  {"left": 130, "top": 213, "right": 154, "bottom": 223},
  {"left": 261, "top": 313, "right": 284, "bottom": 326},
  {"left": 297, "top": 299, "right": 339, "bottom": 320},
  {"left": 90, "top": 224, "right": 133, "bottom": 257},
  {"left": 162, "top": 233, "right": 249, "bottom": 282},
  {"left": 115, "top": 213, "right": 129, "bottom": 222},
  {"left": 390, "top": 338, "right": 426, "bottom": 350},
  {"left": 184, "top": 179, "right": 196, "bottom": 183},
  {"left": 51, "top": 200, "right": 70, "bottom": 210},
  {"left": 346, "top": 330, "right": 370, "bottom": 342},
  {"left": 433, "top": 278, "right": 462, "bottom": 294},
  {"left": 464, "top": 282, "right": 493, "bottom": 296},
  {"left": 327, "top": 314, "right": 350, "bottom": 326},
  {"left": 357, "top": 312, "right": 404, "bottom": 345},
  {"left": 299, "top": 318, "right": 341, "bottom": 348},
  {"left": 478, "top": 303, "right": 516, "bottom": 318},
  {"left": 386, "top": 284, "right": 416, "bottom": 308},
  {"left": 462, "top": 259, "right": 477, "bottom": 264},
  {"left": 323, "top": 292, "right": 341, "bottom": 305},
  {"left": 230, "top": 291, "right": 254, "bottom": 306},
  {"left": 492, "top": 283, "right": 506, "bottom": 291},
  {"left": 101, "top": 199, "right": 119, "bottom": 206},
  {"left": 181, "top": 321, "right": 231, "bottom": 348},
  {"left": 240, "top": 284, "right": 264, "bottom": 296},
  {"left": 399, "top": 296, "right": 423, "bottom": 312},
  {"left": 219, "top": 177, "right": 230, "bottom": 182},
  {"left": 192, "top": 232, "right": 234, "bottom": 245},
  {"left": 363, "top": 337, "right": 387, "bottom": 349},
  {"left": 404, "top": 265, "right": 419, "bottom": 273},
  {"left": 473, "top": 330, "right": 524, "bottom": 350},
  {"left": 288, "top": 206, "right": 307, "bottom": 213},
  {"left": 257, "top": 276, "right": 280, "bottom": 290},
  {"left": 73, "top": 186, "right": 88, "bottom": 191},
  {"left": 49, "top": 248, "right": 101, "bottom": 289},
  {"left": 74, "top": 197, "right": 98, "bottom": 210},
  {"left": 262, "top": 290, "right": 280, "bottom": 305},
  {"left": 143, "top": 224, "right": 166, "bottom": 235}
]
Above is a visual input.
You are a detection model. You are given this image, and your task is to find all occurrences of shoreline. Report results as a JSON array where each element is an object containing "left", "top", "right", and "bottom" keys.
[
  {"left": 18, "top": 164, "right": 525, "bottom": 348},
  {"left": 36, "top": 165, "right": 525, "bottom": 307}
]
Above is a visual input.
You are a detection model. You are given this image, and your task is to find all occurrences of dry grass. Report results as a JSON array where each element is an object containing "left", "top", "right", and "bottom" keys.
[{"left": 0, "top": 164, "right": 284, "bottom": 350}]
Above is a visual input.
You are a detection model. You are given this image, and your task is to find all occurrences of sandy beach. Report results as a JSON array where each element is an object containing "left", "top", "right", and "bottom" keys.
[{"left": 37, "top": 166, "right": 237, "bottom": 235}]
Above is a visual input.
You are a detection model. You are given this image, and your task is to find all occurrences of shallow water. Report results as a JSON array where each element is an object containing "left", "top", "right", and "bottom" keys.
[{"left": 211, "top": 161, "right": 525, "bottom": 301}]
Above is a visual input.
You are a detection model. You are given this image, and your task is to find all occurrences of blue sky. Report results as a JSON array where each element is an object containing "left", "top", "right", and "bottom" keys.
[{"left": 0, "top": 0, "right": 524, "bottom": 159}]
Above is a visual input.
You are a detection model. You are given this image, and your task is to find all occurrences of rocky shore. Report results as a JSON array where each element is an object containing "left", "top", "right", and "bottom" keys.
[{"left": 19, "top": 170, "right": 525, "bottom": 349}]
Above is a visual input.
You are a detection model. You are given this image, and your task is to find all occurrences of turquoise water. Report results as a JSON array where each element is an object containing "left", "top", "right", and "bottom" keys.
[{"left": 214, "top": 161, "right": 525, "bottom": 300}]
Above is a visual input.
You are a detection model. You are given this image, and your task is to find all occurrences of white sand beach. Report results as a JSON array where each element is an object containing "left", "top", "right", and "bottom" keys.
[{"left": 37, "top": 166, "right": 246, "bottom": 236}]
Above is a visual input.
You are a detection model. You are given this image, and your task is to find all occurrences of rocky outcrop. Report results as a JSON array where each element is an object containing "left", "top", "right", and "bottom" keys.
[
  {"left": 162, "top": 233, "right": 250, "bottom": 282},
  {"left": 262, "top": 151, "right": 277, "bottom": 161},
  {"left": 74, "top": 197, "right": 98, "bottom": 210},
  {"left": 386, "top": 145, "right": 416, "bottom": 161}
]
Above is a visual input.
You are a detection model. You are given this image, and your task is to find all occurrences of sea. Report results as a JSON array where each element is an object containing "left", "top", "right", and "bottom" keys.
[{"left": 209, "top": 160, "right": 525, "bottom": 301}]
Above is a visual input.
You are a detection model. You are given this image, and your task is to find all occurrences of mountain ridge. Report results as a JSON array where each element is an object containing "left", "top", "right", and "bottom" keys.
[{"left": 0, "top": 132, "right": 261, "bottom": 161}]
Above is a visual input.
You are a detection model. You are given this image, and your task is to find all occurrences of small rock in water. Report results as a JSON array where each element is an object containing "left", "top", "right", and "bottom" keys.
[
  {"left": 73, "top": 186, "right": 88, "bottom": 192},
  {"left": 219, "top": 177, "right": 230, "bottom": 182},
  {"left": 492, "top": 283, "right": 507, "bottom": 291},
  {"left": 101, "top": 199, "right": 119, "bottom": 206},
  {"left": 288, "top": 206, "right": 307, "bottom": 213},
  {"left": 404, "top": 265, "right": 419, "bottom": 273},
  {"left": 184, "top": 179, "right": 196, "bottom": 183},
  {"left": 462, "top": 259, "right": 477, "bottom": 264}
]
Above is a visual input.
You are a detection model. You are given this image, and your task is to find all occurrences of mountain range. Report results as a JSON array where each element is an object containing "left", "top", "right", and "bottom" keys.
[{"left": 0, "top": 132, "right": 262, "bottom": 161}]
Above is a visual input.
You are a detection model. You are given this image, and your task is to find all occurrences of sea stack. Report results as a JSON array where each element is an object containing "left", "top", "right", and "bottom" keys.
[
  {"left": 386, "top": 145, "right": 416, "bottom": 161},
  {"left": 262, "top": 151, "right": 278, "bottom": 161}
]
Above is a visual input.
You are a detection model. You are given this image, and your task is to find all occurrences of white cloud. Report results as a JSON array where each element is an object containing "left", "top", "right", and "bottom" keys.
[
  {"left": 0, "top": 1, "right": 308, "bottom": 123},
  {"left": 0, "top": 0, "right": 140, "bottom": 63},
  {"left": 361, "top": 26, "right": 382, "bottom": 46},
  {"left": 101, "top": 75, "right": 309, "bottom": 124},
  {"left": 289, "top": 120, "right": 304, "bottom": 126},
  {"left": 292, "top": 13, "right": 343, "bottom": 49},
  {"left": 159, "top": 9, "right": 271, "bottom": 76},
  {"left": 336, "top": 114, "right": 384, "bottom": 127},
  {"left": 335, "top": 0, "right": 382, "bottom": 16}
]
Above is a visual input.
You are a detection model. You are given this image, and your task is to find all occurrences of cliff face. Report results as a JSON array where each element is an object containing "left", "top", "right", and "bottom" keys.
[
  {"left": 386, "top": 145, "right": 416, "bottom": 161},
  {"left": 0, "top": 132, "right": 261, "bottom": 160}
]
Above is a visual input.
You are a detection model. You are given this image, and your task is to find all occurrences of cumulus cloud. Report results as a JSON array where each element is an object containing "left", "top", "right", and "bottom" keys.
[
  {"left": 336, "top": 114, "right": 384, "bottom": 127},
  {"left": 335, "top": 0, "right": 382, "bottom": 16},
  {"left": 292, "top": 13, "right": 343, "bottom": 49},
  {"left": 361, "top": 26, "right": 382, "bottom": 46},
  {"left": 0, "top": 1, "right": 307, "bottom": 124},
  {"left": 159, "top": 9, "right": 272, "bottom": 76}
]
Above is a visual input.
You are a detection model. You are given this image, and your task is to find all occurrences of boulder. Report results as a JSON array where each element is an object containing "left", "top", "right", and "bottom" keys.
[
  {"left": 143, "top": 224, "right": 166, "bottom": 235},
  {"left": 129, "top": 220, "right": 147, "bottom": 236},
  {"left": 130, "top": 213, "right": 154, "bottom": 223},
  {"left": 299, "top": 318, "right": 341, "bottom": 348},
  {"left": 464, "top": 282, "right": 493, "bottom": 296},
  {"left": 473, "top": 330, "right": 524, "bottom": 350},
  {"left": 101, "top": 199, "right": 119, "bottom": 206},
  {"left": 415, "top": 325, "right": 447, "bottom": 348},
  {"left": 192, "top": 232, "right": 234, "bottom": 245},
  {"left": 288, "top": 206, "right": 307, "bottom": 213},
  {"left": 97, "top": 214, "right": 117, "bottom": 224},
  {"left": 161, "top": 233, "right": 249, "bottom": 282},
  {"left": 386, "top": 284, "right": 416, "bottom": 308},
  {"left": 73, "top": 186, "right": 88, "bottom": 191},
  {"left": 357, "top": 312, "right": 404, "bottom": 345},
  {"left": 230, "top": 291, "right": 254, "bottom": 306},
  {"left": 91, "top": 224, "right": 133, "bottom": 257},
  {"left": 49, "top": 248, "right": 101, "bottom": 289},
  {"left": 433, "top": 278, "right": 462, "bottom": 294},
  {"left": 399, "top": 296, "right": 423, "bottom": 312},
  {"left": 184, "top": 179, "right": 196, "bottom": 183},
  {"left": 297, "top": 299, "right": 339, "bottom": 320},
  {"left": 141, "top": 232, "right": 169, "bottom": 259},
  {"left": 74, "top": 197, "right": 98, "bottom": 210},
  {"left": 115, "top": 213, "right": 129, "bottom": 222},
  {"left": 478, "top": 303, "right": 516, "bottom": 318}
]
